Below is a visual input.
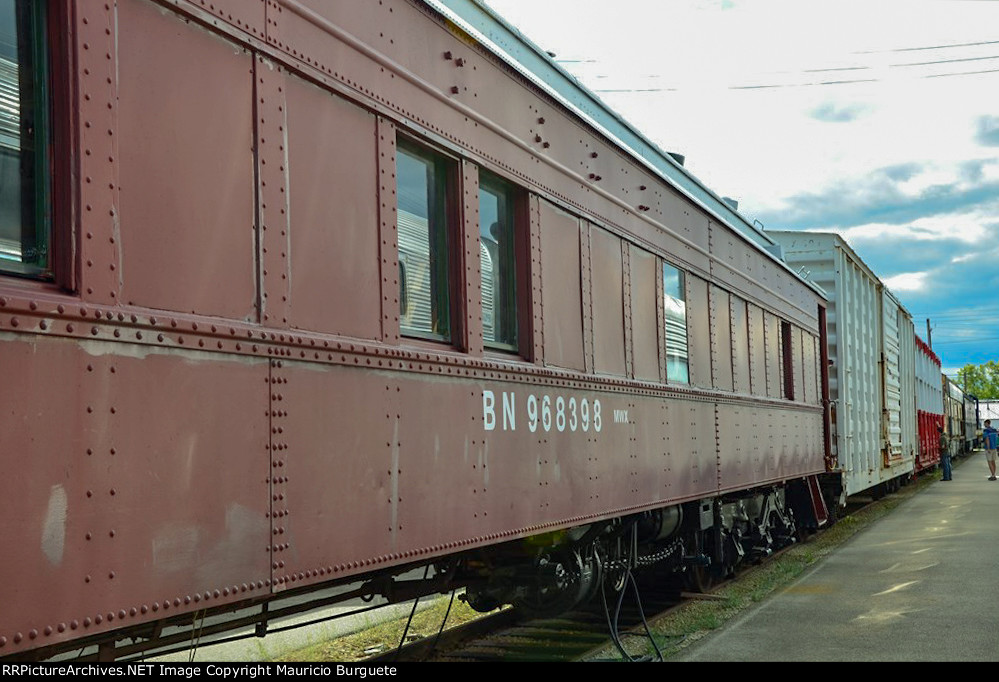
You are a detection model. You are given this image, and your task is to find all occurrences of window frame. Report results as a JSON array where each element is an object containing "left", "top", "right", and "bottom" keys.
[
  {"left": 478, "top": 170, "right": 522, "bottom": 354},
  {"left": 662, "top": 260, "right": 690, "bottom": 385},
  {"left": 395, "top": 135, "right": 459, "bottom": 345},
  {"left": 0, "top": 0, "right": 52, "bottom": 281}
]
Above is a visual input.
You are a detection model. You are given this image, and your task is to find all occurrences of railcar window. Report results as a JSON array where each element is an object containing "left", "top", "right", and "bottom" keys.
[
  {"left": 397, "top": 140, "right": 452, "bottom": 342},
  {"left": 0, "top": 0, "right": 48, "bottom": 278},
  {"left": 479, "top": 173, "right": 517, "bottom": 351},
  {"left": 781, "top": 320, "right": 795, "bottom": 400},
  {"left": 663, "top": 262, "right": 689, "bottom": 384}
]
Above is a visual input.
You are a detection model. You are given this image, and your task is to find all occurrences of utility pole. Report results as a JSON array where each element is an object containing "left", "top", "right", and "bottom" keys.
[{"left": 926, "top": 318, "right": 932, "bottom": 349}]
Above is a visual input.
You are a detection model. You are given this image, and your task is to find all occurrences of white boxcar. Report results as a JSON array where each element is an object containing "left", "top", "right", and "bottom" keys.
[{"left": 769, "top": 231, "right": 915, "bottom": 497}]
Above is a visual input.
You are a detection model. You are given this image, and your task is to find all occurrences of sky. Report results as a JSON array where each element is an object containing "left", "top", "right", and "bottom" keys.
[{"left": 482, "top": 0, "right": 999, "bottom": 377}]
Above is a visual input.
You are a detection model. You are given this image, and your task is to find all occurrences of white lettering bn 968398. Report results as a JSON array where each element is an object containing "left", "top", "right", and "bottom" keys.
[{"left": 482, "top": 390, "right": 603, "bottom": 433}]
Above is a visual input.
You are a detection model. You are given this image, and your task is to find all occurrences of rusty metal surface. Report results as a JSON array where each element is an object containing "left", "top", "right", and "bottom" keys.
[
  {"left": 539, "top": 201, "right": 584, "bottom": 371},
  {"left": 117, "top": 0, "right": 256, "bottom": 320},
  {"left": 589, "top": 226, "right": 626, "bottom": 377},
  {"left": 629, "top": 245, "right": 659, "bottom": 382},
  {"left": 0, "top": 334, "right": 270, "bottom": 655},
  {"left": 284, "top": 71, "right": 381, "bottom": 338}
]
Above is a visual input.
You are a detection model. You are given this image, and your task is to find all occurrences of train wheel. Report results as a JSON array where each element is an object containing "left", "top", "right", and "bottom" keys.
[{"left": 687, "top": 564, "right": 715, "bottom": 593}]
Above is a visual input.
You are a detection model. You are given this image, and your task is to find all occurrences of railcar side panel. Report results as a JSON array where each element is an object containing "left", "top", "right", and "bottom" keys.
[
  {"left": 730, "top": 295, "right": 750, "bottom": 394},
  {"left": 710, "top": 285, "right": 734, "bottom": 392},
  {"left": 686, "top": 275, "right": 711, "bottom": 388},
  {"left": 539, "top": 200, "right": 585, "bottom": 372},
  {"left": 747, "top": 302, "right": 766, "bottom": 397},
  {"left": 284, "top": 71, "right": 382, "bottom": 339},
  {"left": 763, "top": 311, "right": 782, "bottom": 400},
  {"left": 590, "top": 226, "right": 627, "bottom": 377},
  {"left": 0, "top": 334, "right": 271, "bottom": 654},
  {"left": 629, "top": 245, "right": 661, "bottom": 382},
  {"left": 117, "top": 0, "right": 257, "bottom": 321}
]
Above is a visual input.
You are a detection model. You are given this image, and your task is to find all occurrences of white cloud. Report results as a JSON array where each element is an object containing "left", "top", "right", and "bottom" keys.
[
  {"left": 840, "top": 210, "right": 995, "bottom": 244},
  {"left": 882, "top": 272, "right": 928, "bottom": 293}
]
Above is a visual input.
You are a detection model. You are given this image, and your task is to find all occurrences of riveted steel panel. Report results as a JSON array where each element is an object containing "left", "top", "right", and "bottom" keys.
[
  {"left": 590, "top": 225, "right": 626, "bottom": 377},
  {"left": 747, "top": 302, "right": 765, "bottom": 397},
  {"left": 764, "top": 311, "right": 782, "bottom": 400},
  {"left": 803, "top": 330, "right": 818, "bottom": 405},
  {"left": 580, "top": 222, "right": 594, "bottom": 372},
  {"left": 539, "top": 201, "right": 584, "bottom": 371},
  {"left": 284, "top": 73, "right": 381, "bottom": 338},
  {"left": 76, "top": 0, "right": 121, "bottom": 305},
  {"left": 272, "top": 361, "right": 662, "bottom": 587},
  {"left": 258, "top": 57, "right": 291, "bottom": 329},
  {"left": 117, "top": 0, "right": 256, "bottom": 320},
  {"left": 662, "top": 399, "right": 718, "bottom": 497},
  {"left": 709, "top": 285, "right": 733, "bottom": 392},
  {"left": 630, "top": 245, "right": 659, "bottom": 382},
  {"left": 461, "top": 161, "right": 483, "bottom": 356},
  {"left": 180, "top": 0, "right": 267, "bottom": 40},
  {"left": 686, "top": 275, "right": 710, "bottom": 389},
  {"left": 268, "top": 360, "right": 398, "bottom": 589},
  {"left": 792, "top": 326, "right": 805, "bottom": 403},
  {"left": 621, "top": 246, "right": 633, "bottom": 378},
  {"left": 717, "top": 403, "right": 748, "bottom": 488},
  {"left": 730, "top": 295, "right": 750, "bottom": 394},
  {"left": 0, "top": 334, "right": 270, "bottom": 657},
  {"left": 377, "top": 119, "right": 401, "bottom": 343}
]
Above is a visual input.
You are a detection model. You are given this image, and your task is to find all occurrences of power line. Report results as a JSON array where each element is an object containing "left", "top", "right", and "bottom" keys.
[{"left": 854, "top": 39, "right": 999, "bottom": 55}]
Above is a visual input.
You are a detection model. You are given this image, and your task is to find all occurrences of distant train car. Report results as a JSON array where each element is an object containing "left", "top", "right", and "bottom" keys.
[
  {"left": 964, "top": 392, "right": 979, "bottom": 452},
  {"left": 943, "top": 377, "right": 966, "bottom": 458},
  {"left": 914, "top": 336, "right": 943, "bottom": 473},
  {"left": 769, "top": 231, "right": 915, "bottom": 498},
  {"left": 0, "top": 0, "right": 833, "bottom": 660}
]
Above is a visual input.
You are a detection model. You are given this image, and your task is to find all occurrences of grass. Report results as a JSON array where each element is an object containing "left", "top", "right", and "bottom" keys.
[
  {"left": 584, "top": 467, "right": 945, "bottom": 661},
  {"left": 274, "top": 593, "right": 502, "bottom": 662}
]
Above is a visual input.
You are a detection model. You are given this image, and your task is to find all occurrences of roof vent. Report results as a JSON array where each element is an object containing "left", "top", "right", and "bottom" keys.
[
  {"left": 722, "top": 197, "right": 739, "bottom": 211},
  {"left": 667, "top": 152, "right": 685, "bottom": 166}
]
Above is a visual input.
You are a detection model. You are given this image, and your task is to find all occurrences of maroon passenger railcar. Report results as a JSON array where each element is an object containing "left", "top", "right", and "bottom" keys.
[{"left": 0, "top": 0, "right": 830, "bottom": 660}]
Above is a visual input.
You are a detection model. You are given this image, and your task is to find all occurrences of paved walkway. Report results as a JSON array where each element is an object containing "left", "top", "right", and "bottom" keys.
[{"left": 675, "top": 451, "right": 999, "bottom": 662}]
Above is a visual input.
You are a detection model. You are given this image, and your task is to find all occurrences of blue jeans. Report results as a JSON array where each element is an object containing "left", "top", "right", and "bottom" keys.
[{"left": 942, "top": 454, "right": 952, "bottom": 480}]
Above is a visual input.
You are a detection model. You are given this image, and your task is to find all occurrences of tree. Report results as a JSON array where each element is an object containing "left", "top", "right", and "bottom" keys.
[{"left": 956, "top": 361, "right": 999, "bottom": 400}]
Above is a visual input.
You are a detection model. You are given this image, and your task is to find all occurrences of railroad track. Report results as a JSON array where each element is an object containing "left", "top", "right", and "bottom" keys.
[{"left": 370, "top": 580, "right": 685, "bottom": 663}]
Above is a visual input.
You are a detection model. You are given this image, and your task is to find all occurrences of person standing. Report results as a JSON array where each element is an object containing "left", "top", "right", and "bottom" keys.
[
  {"left": 939, "top": 426, "right": 952, "bottom": 481},
  {"left": 983, "top": 420, "right": 998, "bottom": 481}
]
